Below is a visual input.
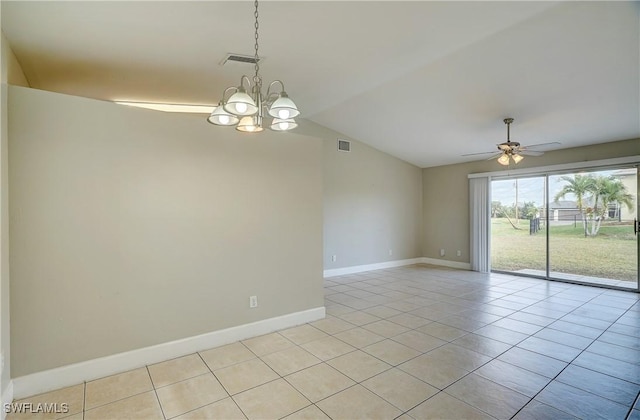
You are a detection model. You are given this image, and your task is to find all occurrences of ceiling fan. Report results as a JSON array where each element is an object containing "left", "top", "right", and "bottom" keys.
[{"left": 463, "top": 118, "right": 561, "bottom": 166}]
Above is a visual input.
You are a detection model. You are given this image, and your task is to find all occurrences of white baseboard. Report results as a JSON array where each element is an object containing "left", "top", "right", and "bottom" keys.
[
  {"left": 420, "top": 257, "right": 471, "bottom": 270},
  {"left": 1, "top": 381, "right": 14, "bottom": 420},
  {"left": 323, "top": 258, "right": 423, "bottom": 278},
  {"left": 323, "top": 257, "right": 471, "bottom": 278},
  {"left": 12, "top": 306, "right": 325, "bottom": 400}
]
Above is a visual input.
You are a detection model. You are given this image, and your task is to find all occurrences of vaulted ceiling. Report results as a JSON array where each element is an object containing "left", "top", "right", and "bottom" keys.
[{"left": 2, "top": 1, "right": 639, "bottom": 167}]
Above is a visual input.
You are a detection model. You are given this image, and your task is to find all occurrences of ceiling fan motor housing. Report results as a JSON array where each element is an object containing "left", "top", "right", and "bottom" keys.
[{"left": 498, "top": 141, "right": 520, "bottom": 153}]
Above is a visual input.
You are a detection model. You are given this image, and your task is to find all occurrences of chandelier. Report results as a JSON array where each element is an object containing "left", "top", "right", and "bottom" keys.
[{"left": 207, "top": 0, "right": 299, "bottom": 132}]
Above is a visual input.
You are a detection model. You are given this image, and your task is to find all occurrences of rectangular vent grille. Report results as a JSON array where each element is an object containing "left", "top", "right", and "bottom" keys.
[
  {"left": 337, "top": 139, "right": 351, "bottom": 152},
  {"left": 222, "top": 53, "right": 261, "bottom": 65}
]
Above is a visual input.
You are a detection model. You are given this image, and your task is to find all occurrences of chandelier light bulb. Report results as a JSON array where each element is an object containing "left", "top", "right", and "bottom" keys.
[
  {"left": 497, "top": 154, "right": 510, "bottom": 166},
  {"left": 219, "top": 114, "right": 230, "bottom": 125},
  {"left": 278, "top": 109, "right": 290, "bottom": 119},
  {"left": 236, "top": 102, "right": 248, "bottom": 114}
]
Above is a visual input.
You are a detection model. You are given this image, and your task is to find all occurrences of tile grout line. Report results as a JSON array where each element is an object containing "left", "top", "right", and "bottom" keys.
[
  {"left": 194, "top": 351, "right": 249, "bottom": 420},
  {"left": 79, "top": 373, "right": 158, "bottom": 414},
  {"left": 144, "top": 366, "right": 168, "bottom": 420},
  {"left": 82, "top": 381, "right": 86, "bottom": 420},
  {"left": 625, "top": 390, "right": 640, "bottom": 420}
]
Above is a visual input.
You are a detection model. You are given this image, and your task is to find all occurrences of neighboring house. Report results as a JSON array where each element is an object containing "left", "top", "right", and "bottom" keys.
[
  {"left": 547, "top": 200, "right": 581, "bottom": 222},
  {"left": 611, "top": 168, "right": 637, "bottom": 221}
]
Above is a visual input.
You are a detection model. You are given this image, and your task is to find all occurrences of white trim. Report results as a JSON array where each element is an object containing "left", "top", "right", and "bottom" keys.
[
  {"left": 420, "top": 257, "right": 471, "bottom": 270},
  {"left": 323, "top": 258, "right": 423, "bottom": 277},
  {"left": 468, "top": 155, "right": 640, "bottom": 179},
  {"left": 323, "top": 257, "right": 471, "bottom": 277},
  {"left": 1, "top": 381, "right": 13, "bottom": 420},
  {"left": 12, "top": 307, "right": 325, "bottom": 400}
]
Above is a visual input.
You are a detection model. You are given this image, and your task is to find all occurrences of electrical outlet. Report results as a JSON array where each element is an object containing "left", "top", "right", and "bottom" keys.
[
  {"left": 388, "top": 249, "right": 393, "bottom": 256},
  {"left": 440, "top": 248, "right": 445, "bottom": 257},
  {"left": 331, "top": 255, "right": 337, "bottom": 262},
  {"left": 457, "top": 250, "right": 461, "bottom": 257},
  {"left": 249, "top": 296, "right": 258, "bottom": 308}
]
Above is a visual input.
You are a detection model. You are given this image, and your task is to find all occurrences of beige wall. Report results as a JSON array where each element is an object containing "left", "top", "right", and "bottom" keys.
[
  {"left": 422, "top": 138, "right": 640, "bottom": 264},
  {"left": 298, "top": 121, "right": 423, "bottom": 269},
  {"left": 9, "top": 86, "right": 324, "bottom": 376},
  {"left": 1, "top": 27, "right": 27, "bottom": 397},
  {"left": 6, "top": 83, "right": 423, "bottom": 378}
]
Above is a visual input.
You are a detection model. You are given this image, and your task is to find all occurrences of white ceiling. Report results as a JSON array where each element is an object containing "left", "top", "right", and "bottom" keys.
[{"left": 2, "top": 1, "right": 639, "bottom": 168}]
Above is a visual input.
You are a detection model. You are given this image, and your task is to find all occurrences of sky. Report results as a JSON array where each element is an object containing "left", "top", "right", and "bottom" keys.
[{"left": 491, "top": 169, "right": 633, "bottom": 206}]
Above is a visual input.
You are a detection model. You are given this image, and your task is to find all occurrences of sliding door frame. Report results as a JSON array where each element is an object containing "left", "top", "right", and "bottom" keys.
[{"left": 470, "top": 156, "right": 640, "bottom": 292}]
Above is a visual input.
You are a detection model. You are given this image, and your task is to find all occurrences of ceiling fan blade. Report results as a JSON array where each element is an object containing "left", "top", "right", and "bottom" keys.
[
  {"left": 519, "top": 150, "right": 544, "bottom": 156},
  {"left": 461, "top": 150, "right": 499, "bottom": 157},
  {"left": 521, "top": 141, "right": 561, "bottom": 150},
  {"left": 485, "top": 153, "right": 503, "bottom": 161}
]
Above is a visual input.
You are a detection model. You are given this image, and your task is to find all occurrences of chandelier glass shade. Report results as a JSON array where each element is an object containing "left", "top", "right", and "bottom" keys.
[
  {"left": 207, "top": 104, "right": 240, "bottom": 126},
  {"left": 270, "top": 118, "right": 298, "bottom": 131},
  {"left": 224, "top": 88, "right": 258, "bottom": 116},
  {"left": 207, "top": 0, "right": 299, "bottom": 132},
  {"left": 237, "top": 115, "right": 264, "bottom": 133}
]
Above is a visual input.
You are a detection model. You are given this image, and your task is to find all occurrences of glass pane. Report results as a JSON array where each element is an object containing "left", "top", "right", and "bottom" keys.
[
  {"left": 491, "top": 177, "right": 547, "bottom": 275},
  {"left": 548, "top": 168, "right": 638, "bottom": 289}
]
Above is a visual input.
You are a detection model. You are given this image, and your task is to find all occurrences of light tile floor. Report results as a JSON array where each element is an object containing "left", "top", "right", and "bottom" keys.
[{"left": 8, "top": 265, "right": 640, "bottom": 419}]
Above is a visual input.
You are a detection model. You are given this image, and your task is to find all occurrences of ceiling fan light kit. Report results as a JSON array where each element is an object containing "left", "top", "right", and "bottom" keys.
[
  {"left": 497, "top": 153, "right": 511, "bottom": 166},
  {"left": 207, "top": 0, "right": 299, "bottom": 132}
]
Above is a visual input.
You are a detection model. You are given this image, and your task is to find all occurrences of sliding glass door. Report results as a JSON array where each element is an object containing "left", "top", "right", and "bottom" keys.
[
  {"left": 548, "top": 168, "right": 638, "bottom": 289},
  {"left": 491, "top": 176, "right": 547, "bottom": 276},
  {"left": 491, "top": 166, "right": 638, "bottom": 291}
]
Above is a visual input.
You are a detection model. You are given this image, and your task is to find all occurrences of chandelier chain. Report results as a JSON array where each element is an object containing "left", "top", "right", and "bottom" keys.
[{"left": 253, "top": 0, "right": 260, "bottom": 82}]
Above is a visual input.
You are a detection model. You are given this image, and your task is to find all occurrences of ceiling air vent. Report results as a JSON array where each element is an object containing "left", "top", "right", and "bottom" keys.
[
  {"left": 221, "top": 53, "right": 261, "bottom": 65},
  {"left": 337, "top": 139, "right": 351, "bottom": 152}
]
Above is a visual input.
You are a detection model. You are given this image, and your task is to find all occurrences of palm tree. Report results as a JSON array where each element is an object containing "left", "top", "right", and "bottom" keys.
[
  {"left": 585, "top": 175, "right": 613, "bottom": 235},
  {"left": 590, "top": 176, "right": 634, "bottom": 235},
  {"left": 554, "top": 174, "right": 595, "bottom": 230},
  {"left": 602, "top": 178, "right": 634, "bottom": 213}
]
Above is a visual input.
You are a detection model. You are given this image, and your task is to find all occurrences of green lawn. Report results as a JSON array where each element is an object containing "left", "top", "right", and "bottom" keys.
[{"left": 491, "top": 218, "right": 638, "bottom": 282}]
